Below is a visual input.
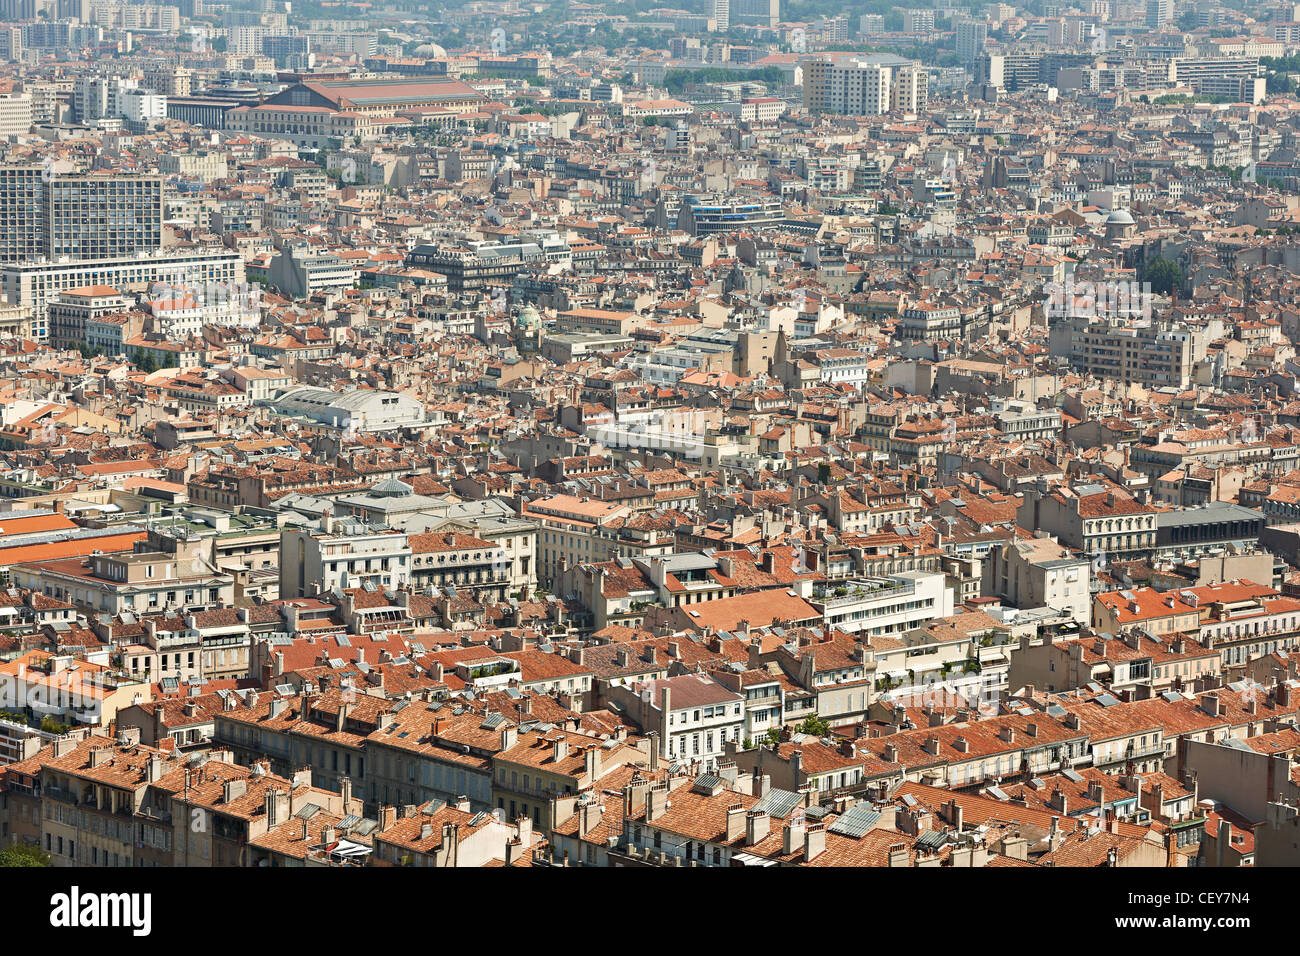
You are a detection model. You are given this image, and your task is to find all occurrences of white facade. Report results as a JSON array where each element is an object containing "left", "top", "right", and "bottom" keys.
[
  {"left": 0, "top": 91, "right": 32, "bottom": 137},
  {"left": 280, "top": 522, "right": 413, "bottom": 598},
  {"left": 818, "top": 571, "right": 955, "bottom": 639}
]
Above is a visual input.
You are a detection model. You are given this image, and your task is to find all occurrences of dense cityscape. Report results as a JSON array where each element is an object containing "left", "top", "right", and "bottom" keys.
[{"left": 0, "top": 0, "right": 1293, "bottom": 887}]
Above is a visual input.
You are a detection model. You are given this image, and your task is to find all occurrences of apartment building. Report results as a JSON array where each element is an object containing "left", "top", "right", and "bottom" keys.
[
  {"left": 279, "top": 519, "right": 413, "bottom": 599},
  {"left": 982, "top": 537, "right": 1091, "bottom": 625},
  {"left": 815, "top": 571, "right": 954, "bottom": 640},
  {"left": 492, "top": 726, "right": 648, "bottom": 831},
  {"left": 1052, "top": 317, "right": 1194, "bottom": 389},
  {"left": 804, "top": 58, "right": 895, "bottom": 116},
  {"left": 410, "top": 537, "right": 512, "bottom": 605},
  {"left": 9, "top": 550, "right": 235, "bottom": 616},
  {"left": 0, "top": 90, "right": 31, "bottom": 137},
  {"left": 607, "top": 672, "right": 744, "bottom": 769},
  {"left": 1019, "top": 484, "right": 1158, "bottom": 561},
  {"left": 45, "top": 285, "right": 132, "bottom": 351},
  {"left": 1011, "top": 631, "right": 1220, "bottom": 695}
]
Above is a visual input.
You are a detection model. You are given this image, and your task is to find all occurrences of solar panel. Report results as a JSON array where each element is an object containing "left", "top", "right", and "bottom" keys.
[
  {"left": 828, "top": 803, "right": 881, "bottom": 838},
  {"left": 754, "top": 788, "right": 803, "bottom": 820},
  {"left": 915, "top": 829, "right": 948, "bottom": 849}
]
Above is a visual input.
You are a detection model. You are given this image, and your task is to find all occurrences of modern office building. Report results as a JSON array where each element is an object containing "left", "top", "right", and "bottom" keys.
[
  {"left": 45, "top": 174, "right": 164, "bottom": 262},
  {"left": 956, "top": 19, "right": 988, "bottom": 65},
  {"left": 1, "top": 247, "right": 244, "bottom": 337},
  {"left": 0, "top": 168, "right": 163, "bottom": 264},
  {"left": 1145, "top": 0, "right": 1173, "bottom": 29},
  {"left": 733, "top": 0, "right": 778, "bottom": 26},
  {"left": 0, "top": 166, "right": 44, "bottom": 264},
  {"left": 676, "top": 194, "right": 785, "bottom": 235}
]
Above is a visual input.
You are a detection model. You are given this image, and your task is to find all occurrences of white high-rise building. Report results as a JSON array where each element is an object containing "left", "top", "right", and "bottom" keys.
[
  {"left": 956, "top": 19, "right": 988, "bottom": 65},
  {"left": 0, "top": 91, "right": 32, "bottom": 138},
  {"left": 892, "top": 64, "right": 929, "bottom": 112},
  {"left": 804, "top": 58, "right": 929, "bottom": 116},
  {"left": 712, "top": 0, "right": 729, "bottom": 31}
]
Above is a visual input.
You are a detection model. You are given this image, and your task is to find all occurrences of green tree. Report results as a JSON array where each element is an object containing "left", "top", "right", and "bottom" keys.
[
  {"left": 133, "top": 349, "right": 158, "bottom": 374},
  {"left": 1140, "top": 256, "right": 1184, "bottom": 296},
  {"left": 796, "top": 715, "right": 831, "bottom": 737},
  {"left": 765, "top": 727, "right": 783, "bottom": 746},
  {"left": 0, "top": 843, "right": 51, "bottom": 867},
  {"left": 39, "top": 715, "right": 68, "bottom": 735}
]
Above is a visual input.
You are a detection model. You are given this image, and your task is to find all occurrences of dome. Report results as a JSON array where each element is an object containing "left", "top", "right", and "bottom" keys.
[
  {"left": 370, "top": 477, "right": 414, "bottom": 498},
  {"left": 1106, "top": 208, "right": 1135, "bottom": 225},
  {"left": 414, "top": 42, "right": 447, "bottom": 57},
  {"left": 516, "top": 304, "right": 540, "bottom": 330}
]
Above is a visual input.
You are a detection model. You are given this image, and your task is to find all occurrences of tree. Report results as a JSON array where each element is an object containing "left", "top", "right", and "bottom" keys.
[
  {"left": 1140, "top": 256, "right": 1183, "bottom": 296},
  {"left": 764, "top": 727, "right": 783, "bottom": 746},
  {"left": 133, "top": 349, "right": 158, "bottom": 374},
  {"left": 795, "top": 715, "right": 831, "bottom": 737},
  {"left": 0, "top": 843, "right": 51, "bottom": 867},
  {"left": 40, "top": 715, "right": 69, "bottom": 735}
]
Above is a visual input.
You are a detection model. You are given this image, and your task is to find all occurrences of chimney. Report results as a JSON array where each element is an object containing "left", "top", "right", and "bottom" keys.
[
  {"left": 803, "top": 822, "right": 826, "bottom": 861},
  {"left": 945, "top": 798, "right": 963, "bottom": 830},
  {"left": 745, "top": 808, "right": 770, "bottom": 846},
  {"left": 552, "top": 737, "right": 569, "bottom": 762},
  {"left": 1050, "top": 788, "right": 1068, "bottom": 814},
  {"left": 923, "top": 735, "right": 940, "bottom": 755},
  {"left": 646, "top": 783, "right": 669, "bottom": 821},
  {"left": 378, "top": 805, "right": 397, "bottom": 832},
  {"left": 726, "top": 803, "right": 746, "bottom": 842},
  {"left": 887, "top": 843, "right": 910, "bottom": 867},
  {"left": 1203, "top": 693, "right": 1221, "bottom": 717},
  {"left": 222, "top": 778, "right": 247, "bottom": 803}
]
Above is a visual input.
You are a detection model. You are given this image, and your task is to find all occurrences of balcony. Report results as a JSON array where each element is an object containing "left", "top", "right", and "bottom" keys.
[{"left": 44, "top": 785, "right": 77, "bottom": 805}]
